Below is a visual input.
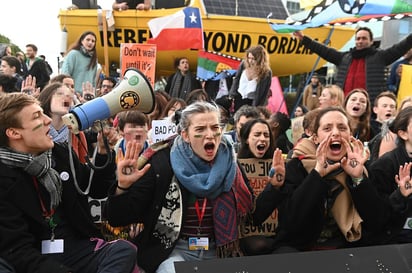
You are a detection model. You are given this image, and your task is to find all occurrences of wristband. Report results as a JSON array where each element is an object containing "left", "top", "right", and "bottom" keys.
[
  {"left": 117, "top": 184, "right": 131, "bottom": 191},
  {"left": 352, "top": 176, "right": 363, "bottom": 187},
  {"left": 268, "top": 167, "right": 275, "bottom": 178}
]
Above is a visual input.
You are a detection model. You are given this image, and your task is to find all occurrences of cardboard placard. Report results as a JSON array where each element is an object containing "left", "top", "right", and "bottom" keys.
[{"left": 238, "top": 158, "right": 278, "bottom": 237}]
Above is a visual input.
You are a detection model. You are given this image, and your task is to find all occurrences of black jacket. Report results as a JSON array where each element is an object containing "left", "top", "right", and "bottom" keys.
[
  {"left": 0, "top": 143, "right": 116, "bottom": 273},
  {"left": 27, "top": 58, "right": 50, "bottom": 90},
  {"left": 229, "top": 61, "right": 272, "bottom": 111},
  {"left": 369, "top": 145, "right": 412, "bottom": 244},
  {"left": 107, "top": 145, "right": 174, "bottom": 273},
  {"left": 301, "top": 33, "right": 412, "bottom": 103},
  {"left": 106, "top": 141, "right": 253, "bottom": 273},
  {"left": 254, "top": 157, "right": 384, "bottom": 250}
]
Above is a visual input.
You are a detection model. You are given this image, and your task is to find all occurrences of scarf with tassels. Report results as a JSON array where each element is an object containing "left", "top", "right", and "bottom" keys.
[
  {"left": 171, "top": 136, "right": 253, "bottom": 256},
  {"left": 169, "top": 71, "right": 195, "bottom": 100},
  {"left": 0, "top": 147, "right": 62, "bottom": 210},
  {"left": 292, "top": 137, "right": 363, "bottom": 242}
]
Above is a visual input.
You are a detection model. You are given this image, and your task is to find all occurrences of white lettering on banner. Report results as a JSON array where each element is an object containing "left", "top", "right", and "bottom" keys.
[{"left": 88, "top": 197, "right": 107, "bottom": 223}]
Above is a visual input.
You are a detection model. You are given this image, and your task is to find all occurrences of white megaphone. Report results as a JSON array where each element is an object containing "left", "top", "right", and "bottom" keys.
[{"left": 63, "top": 68, "right": 155, "bottom": 134}]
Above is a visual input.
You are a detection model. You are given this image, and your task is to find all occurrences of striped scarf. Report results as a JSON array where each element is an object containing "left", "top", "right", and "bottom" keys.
[{"left": 0, "top": 147, "right": 62, "bottom": 210}]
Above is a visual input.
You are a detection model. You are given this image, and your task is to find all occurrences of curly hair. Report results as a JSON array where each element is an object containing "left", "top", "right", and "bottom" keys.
[{"left": 244, "top": 45, "right": 271, "bottom": 81}]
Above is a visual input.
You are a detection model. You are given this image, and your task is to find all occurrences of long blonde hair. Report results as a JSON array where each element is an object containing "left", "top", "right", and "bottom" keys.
[{"left": 323, "top": 84, "right": 344, "bottom": 107}]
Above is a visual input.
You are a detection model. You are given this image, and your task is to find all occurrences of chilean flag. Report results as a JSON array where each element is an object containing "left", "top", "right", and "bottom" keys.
[{"left": 148, "top": 7, "right": 204, "bottom": 51}]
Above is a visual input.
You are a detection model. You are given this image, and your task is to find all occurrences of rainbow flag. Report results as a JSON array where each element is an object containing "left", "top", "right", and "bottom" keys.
[
  {"left": 196, "top": 50, "right": 241, "bottom": 81},
  {"left": 270, "top": 0, "right": 412, "bottom": 33}
]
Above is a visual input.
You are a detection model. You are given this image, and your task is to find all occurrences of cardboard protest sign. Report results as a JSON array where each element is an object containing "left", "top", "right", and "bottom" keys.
[{"left": 238, "top": 158, "right": 278, "bottom": 237}]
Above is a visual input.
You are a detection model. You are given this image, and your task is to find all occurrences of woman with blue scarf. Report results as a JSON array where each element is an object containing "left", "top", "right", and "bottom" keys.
[{"left": 106, "top": 101, "right": 253, "bottom": 273}]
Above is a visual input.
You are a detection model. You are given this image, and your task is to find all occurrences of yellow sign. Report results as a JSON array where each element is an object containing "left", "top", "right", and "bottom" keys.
[
  {"left": 59, "top": 0, "right": 354, "bottom": 78},
  {"left": 397, "top": 64, "right": 412, "bottom": 105}
]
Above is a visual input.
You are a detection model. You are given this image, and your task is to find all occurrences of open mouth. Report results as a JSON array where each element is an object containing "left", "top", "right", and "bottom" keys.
[
  {"left": 204, "top": 142, "right": 215, "bottom": 152},
  {"left": 134, "top": 135, "right": 142, "bottom": 141},
  {"left": 63, "top": 101, "right": 70, "bottom": 107},
  {"left": 385, "top": 113, "right": 393, "bottom": 119},
  {"left": 46, "top": 128, "right": 52, "bottom": 138},
  {"left": 330, "top": 141, "right": 342, "bottom": 152},
  {"left": 257, "top": 144, "right": 266, "bottom": 151}
]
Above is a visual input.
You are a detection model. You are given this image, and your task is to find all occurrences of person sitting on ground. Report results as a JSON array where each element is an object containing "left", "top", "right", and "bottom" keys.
[
  {"left": 106, "top": 101, "right": 254, "bottom": 273},
  {"left": 368, "top": 106, "right": 412, "bottom": 245},
  {"left": 237, "top": 118, "right": 278, "bottom": 256},
  {"left": 0, "top": 92, "right": 138, "bottom": 273},
  {"left": 255, "top": 107, "right": 382, "bottom": 253}
]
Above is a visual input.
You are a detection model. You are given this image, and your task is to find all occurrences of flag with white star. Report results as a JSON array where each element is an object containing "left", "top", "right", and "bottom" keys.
[{"left": 148, "top": 7, "right": 204, "bottom": 50}]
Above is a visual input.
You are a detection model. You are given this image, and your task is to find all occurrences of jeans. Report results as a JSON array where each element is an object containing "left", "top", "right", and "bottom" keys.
[
  {"left": 156, "top": 239, "right": 216, "bottom": 273},
  {"left": 53, "top": 238, "right": 137, "bottom": 273}
]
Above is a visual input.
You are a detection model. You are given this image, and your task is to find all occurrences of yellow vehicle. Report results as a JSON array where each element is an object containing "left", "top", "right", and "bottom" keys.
[{"left": 59, "top": 0, "right": 354, "bottom": 78}]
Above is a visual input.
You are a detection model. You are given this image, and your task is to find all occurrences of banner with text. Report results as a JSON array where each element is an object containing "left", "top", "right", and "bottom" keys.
[
  {"left": 238, "top": 158, "right": 278, "bottom": 237},
  {"left": 151, "top": 119, "right": 178, "bottom": 143},
  {"left": 120, "top": 43, "right": 156, "bottom": 87}
]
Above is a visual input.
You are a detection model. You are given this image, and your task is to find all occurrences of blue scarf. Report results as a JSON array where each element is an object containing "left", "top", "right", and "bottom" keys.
[
  {"left": 49, "top": 125, "right": 69, "bottom": 143},
  {"left": 170, "top": 135, "right": 236, "bottom": 199}
]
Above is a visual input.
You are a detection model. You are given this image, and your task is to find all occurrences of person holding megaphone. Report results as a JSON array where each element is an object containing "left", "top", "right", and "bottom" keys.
[
  {"left": 0, "top": 93, "right": 138, "bottom": 273},
  {"left": 38, "top": 82, "right": 90, "bottom": 163}
]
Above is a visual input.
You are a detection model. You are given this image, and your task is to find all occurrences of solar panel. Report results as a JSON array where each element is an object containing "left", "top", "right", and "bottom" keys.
[{"left": 203, "top": 0, "right": 289, "bottom": 20}]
